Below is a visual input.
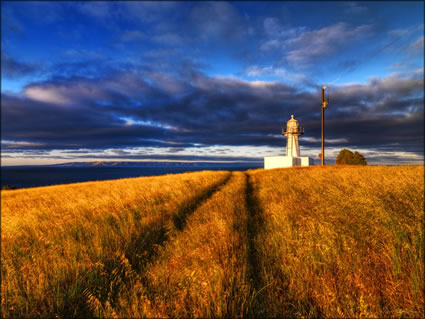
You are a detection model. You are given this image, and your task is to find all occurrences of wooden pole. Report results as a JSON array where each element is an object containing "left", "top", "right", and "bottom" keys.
[{"left": 321, "top": 86, "right": 328, "bottom": 166}]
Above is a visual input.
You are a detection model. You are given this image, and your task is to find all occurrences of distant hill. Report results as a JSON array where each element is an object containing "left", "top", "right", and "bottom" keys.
[{"left": 48, "top": 161, "right": 262, "bottom": 168}]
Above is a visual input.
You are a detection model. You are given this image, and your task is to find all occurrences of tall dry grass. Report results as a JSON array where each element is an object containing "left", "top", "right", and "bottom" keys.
[
  {"left": 131, "top": 171, "right": 253, "bottom": 318},
  {"left": 248, "top": 165, "right": 424, "bottom": 317},
  {"left": 2, "top": 165, "right": 423, "bottom": 318},
  {"left": 1, "top": 171, "right": 230, "bottom": 318}
]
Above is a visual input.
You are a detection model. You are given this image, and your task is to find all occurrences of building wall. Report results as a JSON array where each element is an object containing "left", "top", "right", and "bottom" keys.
[{"left": 264, "top": 156, "right": 313, "bottom": 169}]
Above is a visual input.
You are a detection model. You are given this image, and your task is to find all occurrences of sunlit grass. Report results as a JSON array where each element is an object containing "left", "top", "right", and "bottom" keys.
[
  {"left": 142, "top": 171, "right": 252, "bottom": 318},
  {"left": 1, "top": 165, "right": 423, "bottom": 318},
  {"left": 249, "top": 165, "right": 424, "bottom": 317},
  {"left": 1, "top": 171, "right": 230, "bottom": 317}
]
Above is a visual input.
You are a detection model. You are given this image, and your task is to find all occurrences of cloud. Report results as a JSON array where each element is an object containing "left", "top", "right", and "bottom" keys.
[
  {"left": 244, "top": 65, "right": 274, "bottom": 77},
  {"left": 63, "top": 49, "right": 105, "bottom": 60},
  {"left": 263, "top": 17, "right": 301, "bottom": 39},
  {"left": 25, "top": 86, "right": 71, "bottom": 105},
  {"left": 259, "top": 19, "right": 375, "bottom": 69},
  {"left": 22, "top": 70, "right": 168, "bottom": 107},
  {"left": 408, "top": 35, "right": 424, "bottom": 56},
  {"left": 388, "top": 62, "right": 415, "bottom": 70},
  {"left": 264, "top": 17, "right": 283, "bottom": 37},
  {"left": 303, "top": 137, "right": 349, "bottom": 144},
  {"left": 1, "top": 65, "right": 423, "bottom": 163},
  {"left": 2, "top": 140, "right": 46, "bottom": 149},
  {"left": 283, "top": 22, "right": 373, "bottom": 67},
  {"left": 260, "top": 40, "right": 281, "bottom": 51},
  {"left": 1, "top": 54, "right": 39, "bottom": 79},
  {"left": 342, "top": 2, "right": 369, "bottom": 15},
  {"left": 111, "top": 149, "right": 130, "bottom": 156},
  {"left": 388, "top": 24, "right": 423, "bottom": 39},
  {"left": 243, "top": 65, "right": 312, "bottom": 86}
]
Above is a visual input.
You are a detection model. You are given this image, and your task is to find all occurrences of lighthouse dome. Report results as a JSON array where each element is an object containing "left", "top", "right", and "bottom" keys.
[{"left": 287, "top": 114, "right": 299, "bottom": 130}]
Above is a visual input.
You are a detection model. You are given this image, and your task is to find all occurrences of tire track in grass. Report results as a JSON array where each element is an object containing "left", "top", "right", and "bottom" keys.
[
  {"left": 170, "top": 171, "right": 231, "bottom": 232},
  {"left": 245, "top": 172, "right": 267, "bottom": 317},
  {"left": 125, "top": 171, "right": 233, "bottom": 272},
  {"left": 2, "top": 171, "right": 233, "bottom": 319},
  {"left": 143, "top": 171, "right": 238, "bottom": 316},
  {"left": 128, "top": 172, "right": 253, "bottom": 318},
  {"left": 246, "top": 170, "right": 324, "bottom": 318},
  {"left": 84, "top": 171, "right": 233, "bottom": 317}
]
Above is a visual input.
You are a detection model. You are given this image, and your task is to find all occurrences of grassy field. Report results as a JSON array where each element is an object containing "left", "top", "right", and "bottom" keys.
[{"left": 1, "top": 166, "right": 423, "bottom": 318}]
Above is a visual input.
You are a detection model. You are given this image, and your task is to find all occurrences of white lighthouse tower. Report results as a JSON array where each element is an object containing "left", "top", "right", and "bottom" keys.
[
  {"left": 264, "top": 114, "right": 313, "bottom": 169},
  {"left": 283, "top": 114, "right": 303, "bottom": 157}
]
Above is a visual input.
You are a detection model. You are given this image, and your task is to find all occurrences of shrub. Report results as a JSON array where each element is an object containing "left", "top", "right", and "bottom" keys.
[{"left": 336, "top": 148, "right": 367, "bottom": 165}]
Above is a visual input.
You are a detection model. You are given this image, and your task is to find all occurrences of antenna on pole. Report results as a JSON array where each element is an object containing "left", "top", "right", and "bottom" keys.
[{"left": 321, "top": 85, "right": 329, "bottom": 166}]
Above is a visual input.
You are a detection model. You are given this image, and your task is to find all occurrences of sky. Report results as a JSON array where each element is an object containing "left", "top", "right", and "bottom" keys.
[{"left": 1, "top": 1, "right": 424, "bottom": 166}]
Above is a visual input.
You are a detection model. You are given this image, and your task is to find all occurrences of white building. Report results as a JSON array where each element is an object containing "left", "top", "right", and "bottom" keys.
[{"left": 264, "top": 115, "right": 313, "bottom": 169}]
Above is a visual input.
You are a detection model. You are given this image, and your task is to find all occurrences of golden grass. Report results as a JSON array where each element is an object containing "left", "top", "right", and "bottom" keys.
[
  {"left": 248, "top": 165, "right": 424, "bottom": 317},
  {"left": 142, "top": 172, "right": 252, "bottom": 318},
  {"left": 1, "top": 165, "right": 423, "bottom": 318},
  {"left": 1, "top": 171, "right": 230, "bottom": 317}
]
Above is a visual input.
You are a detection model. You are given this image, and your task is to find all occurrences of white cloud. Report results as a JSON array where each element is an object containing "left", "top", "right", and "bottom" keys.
[
  {"left": 244, "top": 65, "right": 288, "bottom": 78},
  {"left": 260, "top": 39, "right": 280, "bottom": 51},
  {"left": 284, "top": 23, "right": 373, "bottom": 67},
  {"left": 263, "top": 17, "right": 302, "bottom": 40},
  {"left": 260, "top": 21, "right": 373, "bottom": 67},
  {"left": 245, "top": 65, "right": 273, "bottom": 77},
  {"left": 343, "top": 2, "right": 368, "bottom": 15},
  {"left": 25, "top": 87, "right": 71, "bottom": 105},
  {"left": 388, "top": 24, "right": 423, "bottom": 39},
  {"left": 243, "top": 65, "right": 311, "bottom": 85},
  {"left": 303, "top": 137, "right": 349, "bottom": 144},
  {"left": 2, "top": 140, "right": 45, "bottom": 148},
  {"left": 249, "top": 81, "right": 277, "bottom": 88}
]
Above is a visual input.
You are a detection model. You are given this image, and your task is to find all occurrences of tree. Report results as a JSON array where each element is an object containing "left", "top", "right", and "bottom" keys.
[
  {"left": 352, "top": 151, "right": 367, "bottom": 165},
  {"left": 336, "top": 149, "right": 354, "bottom": 165},
  {"left": 336, "top": 149, "right": 367, "bottom": 165}
]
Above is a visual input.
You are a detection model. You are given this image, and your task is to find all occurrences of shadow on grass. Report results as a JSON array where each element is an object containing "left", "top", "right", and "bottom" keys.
[
  {"left": 77, "top": 172, "right": 232, "bottom": 318},
  {"left": 46, "top": 173, "right": 232, "bottom": 318},
  {"left": 244, "top": 172, "right": 323, "bottom": 318},
  {"left": 127, "top": 171, "right": 232, "bottom": 272},
  {"left": 245, "top": 172, "right": 267, "bottom": 317}
]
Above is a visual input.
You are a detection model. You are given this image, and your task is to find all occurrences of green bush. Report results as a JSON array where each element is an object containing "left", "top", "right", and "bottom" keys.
[{"left": 336, "top": 149, "right": 367, "bottom": 165}]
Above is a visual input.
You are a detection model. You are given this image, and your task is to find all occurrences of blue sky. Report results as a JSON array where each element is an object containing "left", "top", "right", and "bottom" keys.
[{"left": 1, "top": 1, "right": 424, "bottom": 165}]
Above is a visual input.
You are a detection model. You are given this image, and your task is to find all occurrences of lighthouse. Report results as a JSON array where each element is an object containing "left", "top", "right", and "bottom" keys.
[
  {"left": 283, "top": 114, "right": 304, "bottom": 157},
  {"left": 264, "top": 114, "right": 313, "bottom": 169}
]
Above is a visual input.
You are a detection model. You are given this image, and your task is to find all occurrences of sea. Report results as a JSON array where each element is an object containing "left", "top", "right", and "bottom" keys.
[{"left": 1, "top": 164, "right": 262, "bottom": 189}]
